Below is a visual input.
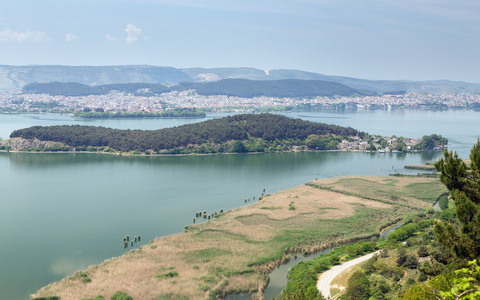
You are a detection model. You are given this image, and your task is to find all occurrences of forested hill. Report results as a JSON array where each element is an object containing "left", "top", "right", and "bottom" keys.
[
  {"left": 22, "top": 79, "right": 377, "bottom": 98},
  {"left": 9, "top": 114, "right": 363, "bottom": 153}
]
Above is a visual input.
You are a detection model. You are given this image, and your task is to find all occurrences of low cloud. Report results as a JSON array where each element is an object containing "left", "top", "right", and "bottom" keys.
[
  {"left": 65, "top": 33, "right": 79, "bottom": 42},
  {"left": 125, "top": 24, "right": 146, "bottom": 44},
  {"left": 0, "top": 28, "right": 50, "bottom": 43}
]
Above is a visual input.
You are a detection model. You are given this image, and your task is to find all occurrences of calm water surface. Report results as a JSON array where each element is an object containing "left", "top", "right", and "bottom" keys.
[{"left": 0, "top": 110, "right": 478, "bottom": 299}]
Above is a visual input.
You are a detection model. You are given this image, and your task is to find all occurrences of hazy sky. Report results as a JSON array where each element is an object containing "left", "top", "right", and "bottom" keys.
[{"left": 1, "top": 0, "right": 480, "bottom": 82}]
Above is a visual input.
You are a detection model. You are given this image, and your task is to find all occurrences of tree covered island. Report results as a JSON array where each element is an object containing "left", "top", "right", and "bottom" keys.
[{"left": 1, "top": 114, "right": 447, "bottom": 155}]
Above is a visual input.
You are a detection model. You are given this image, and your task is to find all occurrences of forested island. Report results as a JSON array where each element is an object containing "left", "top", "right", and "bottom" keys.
[{"left": 2, "top": 114, "right": 447, "bottom": 155}]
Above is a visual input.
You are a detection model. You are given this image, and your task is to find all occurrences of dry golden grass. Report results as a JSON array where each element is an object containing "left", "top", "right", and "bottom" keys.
[{"left": 33, "top": 176, "right": 443, "bottom": 300}]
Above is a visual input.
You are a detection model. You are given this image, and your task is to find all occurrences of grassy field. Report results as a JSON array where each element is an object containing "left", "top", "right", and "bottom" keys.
[{"left": 33, "top": 176, "right": 446, "bottom": 300}]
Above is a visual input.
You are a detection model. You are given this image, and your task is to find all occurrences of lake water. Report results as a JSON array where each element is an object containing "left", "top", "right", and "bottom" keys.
[{"left": 0, "top": 109, "right": 478, "bottom": 300}]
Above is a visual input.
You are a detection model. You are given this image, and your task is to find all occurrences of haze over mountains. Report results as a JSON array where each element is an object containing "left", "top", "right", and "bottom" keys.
[{"left": 1, "top": 65, "right": 480, "bottom": 94}]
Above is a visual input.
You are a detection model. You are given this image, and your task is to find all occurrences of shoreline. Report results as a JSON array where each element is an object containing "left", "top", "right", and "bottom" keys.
[{"left": 32, "top": 176, "right": 444, "bottom": 300}]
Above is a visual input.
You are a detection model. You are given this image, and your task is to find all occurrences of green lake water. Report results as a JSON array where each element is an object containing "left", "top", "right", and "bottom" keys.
[{"left": 0, "top": 110, "right": 479, "bottom": 299}]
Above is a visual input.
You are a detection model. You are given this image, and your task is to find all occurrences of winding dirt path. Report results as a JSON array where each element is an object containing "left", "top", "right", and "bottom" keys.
[{"left": 316, "top": 251, "right": 380, "bottom": 299}]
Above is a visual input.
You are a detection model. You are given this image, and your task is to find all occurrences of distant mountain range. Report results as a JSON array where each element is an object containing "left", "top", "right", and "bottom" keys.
[
  {"left": 1, "top": 65, "right": 480, "bottom": 94},
  {"left": 22, "top": 79, "right": 376, "bottom": 98}
]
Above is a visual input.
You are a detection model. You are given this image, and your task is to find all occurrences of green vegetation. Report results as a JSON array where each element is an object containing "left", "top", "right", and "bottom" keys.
[
  {"left": 81, "top": 277, "right": 92, "bottom": 283},
  {"left": 278, "top": 209, "right": 439, "bottom": 299},
  {"left": 81, "top": 296, "right": 104, "bottom": 300},
  {"left": 345, "top": 270, "right": 371, "bottom": 300},
  {"left": 434, "top": 142, "right": 480, "bottom": 261},
  {"left": 72, "top": 108, "right": 205, "bottom": 119},
  {"left": 414, "top": 134, "right": 448, "bottom": 150},
  {"left": 151, "top": 294, "right": 189, "bottom": 300},
  {"left": 23, "top": 79, "right": 375, "bottom": 98},
  {"left": 156, "top": 271, "right": 179, "bottom": 279},
  {"left": 405, "top": 164, "right": 436, "bottom": 171},
  {"left": 278, "top": 142, "right": 480, "bottom": 300},
  {"left": 10, "top": 113, "right": 363, "bottom": 153},
  {"left": 32, "top": 176, "right": 445, "bottom": 300},
  {"left": 110, "top": 291, "right": 133, "bottom": 300}
]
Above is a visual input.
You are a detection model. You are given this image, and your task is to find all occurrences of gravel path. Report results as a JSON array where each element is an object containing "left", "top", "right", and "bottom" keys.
[{"left": 316, "top": 251, "right": 380, "bottom": 299}]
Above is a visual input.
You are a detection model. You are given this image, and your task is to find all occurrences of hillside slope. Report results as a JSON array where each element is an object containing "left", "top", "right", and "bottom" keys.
[{"left": 2, "top": 65, "right": 480, "bottom": 94}]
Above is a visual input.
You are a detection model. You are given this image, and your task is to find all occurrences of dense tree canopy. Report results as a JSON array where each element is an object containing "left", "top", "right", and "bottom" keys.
[
  {"left": 10, "top": 113, "right": 363, "bottom": 153},
  {"left": 22, "top": 79, "right": 376, "bottom": 98}
]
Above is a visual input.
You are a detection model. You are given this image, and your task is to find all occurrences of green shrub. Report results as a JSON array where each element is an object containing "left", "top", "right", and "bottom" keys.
[
  {"left": 81, "top": 277, "right": 92, "bottom": 283},
  {"left": 201, "top": 276, "right": 216, "bottom": 283},
  {"left": 418, "top": 272, "right": 428, "bottom": 282},
  {"left": 110, "top": 291, "right": 133, "bottom": 300},
  {"left": 81, "top": 296, "right": 104, "bottom": 300},
  {"left": 198, "top": 284, "right": 210, "bottom": 291},
  {"left": 156, "top": 271, "right": 179, "bottom": 279}
]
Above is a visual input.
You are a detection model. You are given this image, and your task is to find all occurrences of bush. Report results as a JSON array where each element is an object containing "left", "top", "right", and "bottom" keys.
[
  {"left": 198, "top": 284, "right": 210, "bottom": 291},
  {"left": 417, "top": 245, "right": 429, "bottom": 257},
  {"left": 111, "top": 291, "right": 133, "bottom": 300},
  {"left": 81, "top": 296, "right": 104, "bottom": 300},
  {"left": 81, "top": 277, "right": 92, "bottom": 283},
  {"left": 156, "top": 271, "right": 179, "bottom": 279},
  {"left": 404, "top": 255, "right": 419, "bottom": 269},
  {"left": 418, "top": 272, "right": 428, "bottom": 282},
  {"left": 345, "top": 270, "right": 371, "bottom": 300}
]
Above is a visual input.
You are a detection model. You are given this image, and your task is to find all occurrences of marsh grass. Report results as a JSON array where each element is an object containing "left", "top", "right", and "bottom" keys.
[{"left": 33, "top": 176, "right": 444, "bottom": 300}]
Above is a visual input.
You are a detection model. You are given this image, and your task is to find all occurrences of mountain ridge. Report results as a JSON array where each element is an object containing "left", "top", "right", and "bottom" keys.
[
  {"left": 22, "top": 79, "right": 376, "bottom": 98},
  {"left": 1, "top": 65, "right": 480, "bottom": 94}
]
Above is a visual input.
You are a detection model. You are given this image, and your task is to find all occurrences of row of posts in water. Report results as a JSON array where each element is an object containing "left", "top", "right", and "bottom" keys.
[
  {"left": 193, "top": 209, "right": 223, "bottom": 223},
  {"left": 123, "top": 234, "right": 141, "bottom": 248},
  {"left": 192, "top": 188, "right": 266, "bottom": 224}
]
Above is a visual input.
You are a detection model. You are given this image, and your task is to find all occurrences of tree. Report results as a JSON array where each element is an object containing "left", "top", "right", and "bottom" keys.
[
  {"left": 397, "top": 247, "right": 407, "bottom": 267},
  {"left": 305, "top": 134, "right": 321, "bottom": 149},
  {"left": 231, "top": 140, "right": 247, "bottom": 153},
  {"left": 440, "top": 260, "right": 480, "bottom": 300},
  {"left": 418, "top": 245, "right": 429, "bottom": 258},
  {"left": 434, "top": 141, "right": 480, "bottom": 260},
  {"left": 396, "top": 142, "right": 407, "bottom": 151},
  {"left": 345, "top": 270, "right": 371, "bottom": 300},
  {"left": 110, "top": 291, "right": 133, "bottom": 300}
]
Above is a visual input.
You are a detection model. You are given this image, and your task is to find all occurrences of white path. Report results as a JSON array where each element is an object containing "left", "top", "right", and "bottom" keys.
[{"left": 317, "top": 251, "right": 380, "bottom": 299}]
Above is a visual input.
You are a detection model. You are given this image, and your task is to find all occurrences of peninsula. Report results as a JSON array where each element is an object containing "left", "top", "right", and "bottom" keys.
[{"left": 1, "top": 114, "right": 447, "bottom": 155}]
